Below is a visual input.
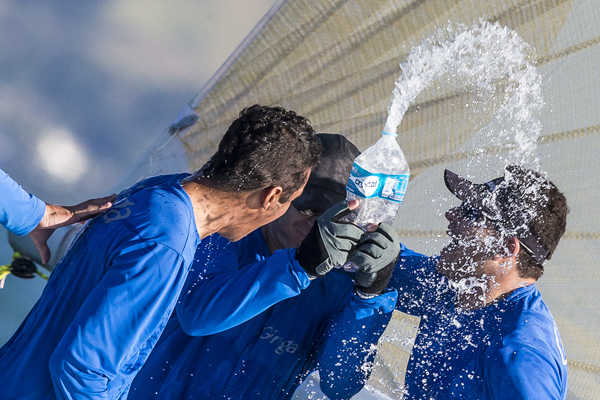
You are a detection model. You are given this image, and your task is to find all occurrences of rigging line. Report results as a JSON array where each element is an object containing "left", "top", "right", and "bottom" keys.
[
  {"left": 562, "top": 231, "right": 600, "bottom": 241},
  {"left": 567, "top": 360, "right": 600, "bottom": 374},
  {"left": 538, "top": 35, "right": 600, "bottom": 64},
  {"left": 492, "top": 0, "right": 573, "bottom": 29}
]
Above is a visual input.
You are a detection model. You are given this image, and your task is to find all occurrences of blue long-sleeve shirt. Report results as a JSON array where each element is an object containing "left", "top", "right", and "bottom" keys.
[
  {"left": 128, "top": 229, "right": 397, "bottom": 400},
  {"left": 390, "top": 250, "right": 568, "bottom": 399},
  {"left": 0, "top": 167, "right": 46, "bottom": 235},
  {"left": 0, "top": 174, "right": 200, "bottom": 400}
]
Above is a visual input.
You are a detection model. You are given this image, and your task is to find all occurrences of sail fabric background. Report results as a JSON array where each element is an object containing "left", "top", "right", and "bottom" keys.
[{"left": 116, "top": 0, "right": 600, "bottom": 398}]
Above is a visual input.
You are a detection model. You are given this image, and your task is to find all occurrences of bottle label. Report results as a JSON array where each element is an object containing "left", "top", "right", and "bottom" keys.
[{"left": 346, "top": 163, "right": 409, "bottom": 203}]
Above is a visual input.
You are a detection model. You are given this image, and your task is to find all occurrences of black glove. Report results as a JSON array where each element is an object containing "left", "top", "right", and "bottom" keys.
[
  {"left": 296, "top": 201, "right": 364, "bottom": 278},
  {"left": 349, "top": 223, "right": 401, "bottom": 291},
  {"left": 354, "top": 259, "right": 398, "bottom": 296}
]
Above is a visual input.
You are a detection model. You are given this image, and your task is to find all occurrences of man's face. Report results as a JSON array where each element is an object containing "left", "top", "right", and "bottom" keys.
[
  {"left": 437, "top": 204, "right": 505, "bottom": 283},
  {"left": 262, "top": 204, "right": 323, "bottom": 251}
]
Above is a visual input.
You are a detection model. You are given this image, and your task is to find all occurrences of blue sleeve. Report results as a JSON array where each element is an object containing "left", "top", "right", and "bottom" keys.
[
  {"left": 483, "top": 345, "right": 566, "bottom": 400},
  {"left": 48, "top": 242, "right": 186, "bottom": 400},
  {"left": 0, "top": 167, "right": 46, "bottom": 235},
  {"left": 316, "top": 289, "right": 398, "bottom": 400},
  {"left": 176, "top": 236, "right": 311, "bottom": 336},
  {"left": 388, "top": 245, "right": 440, "bottom": 316}
]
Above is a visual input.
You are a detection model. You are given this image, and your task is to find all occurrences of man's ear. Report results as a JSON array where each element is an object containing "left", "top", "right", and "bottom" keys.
[
  {"left": 260, "top": 186, "right": 283, "bottom": 209},
  {"left": 507, "top": 237, "right": 520, "bottom": 257},
  {"left": 492, "top": 237, "right": 520, "bottom": 260}
]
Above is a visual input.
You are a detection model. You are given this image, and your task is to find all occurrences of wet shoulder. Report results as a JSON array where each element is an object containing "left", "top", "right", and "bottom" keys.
[
  {"left": 99, "top": 173, "right": 196, "bottom": 247},
  {"left": 489, "top": 286, "right": 562, "bottom": 353}
]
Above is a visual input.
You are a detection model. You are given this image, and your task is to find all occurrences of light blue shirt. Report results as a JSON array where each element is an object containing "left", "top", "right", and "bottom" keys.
[{"left": 0, "top": 167, "right": 46, "bottom": 235}]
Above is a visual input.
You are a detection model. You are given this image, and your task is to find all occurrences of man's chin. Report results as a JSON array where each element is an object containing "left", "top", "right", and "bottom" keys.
[
  {"left": 436, "top": 257, "right": 453, "bottom": 279},
  {"left": 437, "top": 243, "right": 457, "bottom": 275}
]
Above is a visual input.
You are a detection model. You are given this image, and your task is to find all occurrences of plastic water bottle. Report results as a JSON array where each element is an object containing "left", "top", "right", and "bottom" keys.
[
  {"left": 343, "top": 131, "right": 410, "bottom": 228},
  {"left": 339, "top": 131, "right": 409, "bottom": 272}
]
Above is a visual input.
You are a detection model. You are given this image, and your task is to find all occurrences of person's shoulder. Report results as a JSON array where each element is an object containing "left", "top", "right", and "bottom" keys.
[
  {"left": 488, "top": 286, "right": 564, "bottom": 358},
  {"left": 397, "top": 244, "right": 433, "bottom": 265},
  {"left": 129, "top": 174, "right": 193, "bottom": 220},
  {"left": 96, "top": 173, "right": 196, "bottom": 247},
  {"left": 394, "top": 244, "right": 439, "bottom": 279},
  {"left": 502, "top": 285, "right": 554, "bottom": 330}
]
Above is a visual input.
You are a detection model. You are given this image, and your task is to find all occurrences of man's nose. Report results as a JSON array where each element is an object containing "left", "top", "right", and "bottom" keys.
[{"left": 446, "top": 207, "right": 460, "bottom": 222}]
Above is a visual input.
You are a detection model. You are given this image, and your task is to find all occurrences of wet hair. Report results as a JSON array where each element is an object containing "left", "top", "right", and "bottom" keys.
[
  {"left": 202, "top": 105, "right": 321, "bottom": 202},
  {"left": 494, "top": 166, "right": 569, "bottom": 280}
]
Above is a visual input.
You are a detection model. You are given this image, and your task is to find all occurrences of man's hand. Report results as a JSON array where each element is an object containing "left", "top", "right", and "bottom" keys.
[
  {"left": 296, "top": 200, "right": 364, "bottom": 278},
  {"left": 350, "top": 223, "right": 400, "bottom": 293},
  {"left": 29, "top": 194, "right": 117, "bottom": 263}
]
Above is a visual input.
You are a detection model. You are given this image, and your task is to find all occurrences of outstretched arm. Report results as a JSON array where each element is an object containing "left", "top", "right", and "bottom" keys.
[
  {"left": 29, "top": 195, "right": 116, "bottom": 263},
  {"left": 177, "top": 234, "right": 312, "bottom": 336},
  {"left": 1, "top": 166, "right": 115, "bottom": 263},
  {"left": 316, "top": 289, "right": 398, "bottom": 400}
]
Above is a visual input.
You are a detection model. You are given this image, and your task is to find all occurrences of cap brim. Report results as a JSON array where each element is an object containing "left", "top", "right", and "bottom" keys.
[
  {"left": 292, "top": 183, "right": 346, "bottom": 212},
  {"left": 444, "top": 169, "right": 478, "bottom": 202},
  {"left": 444, "top": 169, "right": 496, "bottom": 216}
]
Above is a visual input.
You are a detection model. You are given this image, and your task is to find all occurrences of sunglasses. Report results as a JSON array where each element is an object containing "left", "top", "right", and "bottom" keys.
[
  {"left": 458, "top": 203, "right": 486, "bottom": 222},
  {"left": 458, "top": 203, "right": 543, "bottom": 264}
]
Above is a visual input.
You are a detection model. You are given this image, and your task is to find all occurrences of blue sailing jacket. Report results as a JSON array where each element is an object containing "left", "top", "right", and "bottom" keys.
[
  {"left": 390, "top": 251, "right": 568, "bottom": 399},
  {"left": 0, "top": 167, "right": 46, "bottom": 235},
  {"left": 0, "top": 174, "right": 200, "bottom": 400},
  {"left": 128, "top": 228, "right": 397, "bottom": 400}
]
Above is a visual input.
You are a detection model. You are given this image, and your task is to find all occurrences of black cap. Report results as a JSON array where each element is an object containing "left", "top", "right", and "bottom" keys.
[
  {"left": 292, "top": 133, "right": 360, "bottom": 212},
  {"left": 444, "top": 165, "right": 551, "bottom": 265}
]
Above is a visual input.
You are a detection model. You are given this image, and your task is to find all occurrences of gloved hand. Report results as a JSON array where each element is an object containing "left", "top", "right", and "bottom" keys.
[
  {"left": 349, "top": 223, "right": 401, "bottom": 292},
  {"left": 296, "top": 201, "right": 364, "bottom": 278},
  {"left": 354, "top": 260, "right": 397, "bottom": 297}
]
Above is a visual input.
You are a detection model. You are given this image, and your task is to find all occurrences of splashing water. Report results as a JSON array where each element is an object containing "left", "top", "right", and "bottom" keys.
[
  {"left": 369, "top": 21, "right": 546, "bottom": 399},
  {"left": 384, "top": 20, "right": 543, "bottom": 170}
]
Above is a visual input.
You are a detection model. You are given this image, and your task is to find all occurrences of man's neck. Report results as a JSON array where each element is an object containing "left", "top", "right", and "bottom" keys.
[
  {"left": 485, "top": 275, "right": 535, "bottom": 305},
  {"left": 181, "top": 176, "right": 244, "bottom": 239},
  {"left": 454, "top": 274, "right": 535, "bottom": 311},
  {"left": 261, "top": 224, "right": 279, "bottom": 254}
]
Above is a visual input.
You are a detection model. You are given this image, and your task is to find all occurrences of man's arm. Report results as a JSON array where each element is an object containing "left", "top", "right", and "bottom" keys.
[
  {"left": 316, "top": 289, "right": 398, "bottom": 400},
  {"left": 483, "top": 345, "right": 567, "bottom": 400},
  {"left": 176, "top": 235, "right": 312, "bottom": 336},
  {"left": 388, "top": 248, "right": 440, "bottom": 316},
  {"left": 0, "top": 167, "right": 46, "bottom": 235},
  {"left": 1, "top": 166, "right": 115, "bottom": 263},
  {"left": 49, "top": 242, "right": 185, "bottom": 400}
]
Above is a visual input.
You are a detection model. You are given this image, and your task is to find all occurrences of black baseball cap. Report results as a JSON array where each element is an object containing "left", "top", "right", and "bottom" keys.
[
  {"left": 292, "top": 133, "right": 360, "bottom": 212},
  {"left": 444, "top": 165, "right": 551, "bottom": 265}
]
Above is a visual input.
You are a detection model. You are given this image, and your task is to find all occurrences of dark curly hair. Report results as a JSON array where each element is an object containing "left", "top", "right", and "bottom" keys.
[
  {"left": 495, "top": 166, "right": 569, "bottom": 280},
  {"left": 202, "top": 105, "right": 321, "bottom": 202}
]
